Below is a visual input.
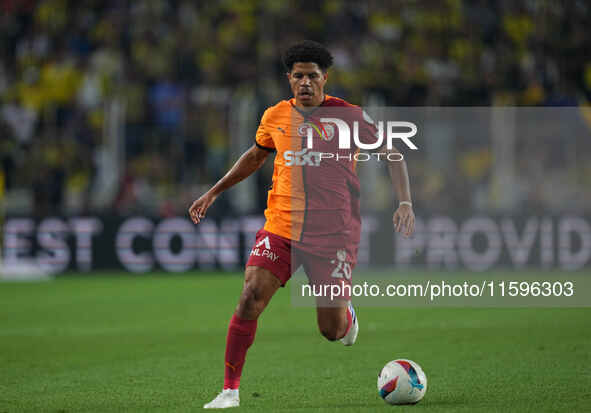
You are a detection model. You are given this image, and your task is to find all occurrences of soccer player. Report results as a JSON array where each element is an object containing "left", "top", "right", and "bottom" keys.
[{"left": 189, "top": 40, "right": 415, "bottom": 409}]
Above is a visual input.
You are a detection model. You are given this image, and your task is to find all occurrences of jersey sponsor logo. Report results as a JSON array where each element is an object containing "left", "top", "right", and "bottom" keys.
[
  {"left": 250, "top": 235, "right": 279, "bottom": 262},
  {"left": 283, "top": 148, "right": 322, "bottom": 166}
]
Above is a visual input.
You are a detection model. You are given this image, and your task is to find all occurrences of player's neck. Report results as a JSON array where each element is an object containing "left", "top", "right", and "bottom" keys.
[{"left": 294, "top": 93, "right": 325, "bottom": 111}]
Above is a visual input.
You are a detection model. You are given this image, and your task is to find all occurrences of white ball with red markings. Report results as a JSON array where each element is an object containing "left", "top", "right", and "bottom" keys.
[{"left": 377, "top": 359, "right": 427, "bottom": 405}]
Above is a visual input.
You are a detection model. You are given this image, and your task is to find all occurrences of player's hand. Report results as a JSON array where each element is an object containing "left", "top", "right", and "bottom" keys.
[
  {"left": 393, "top": 204, "right": 415, "bottom": 237},
  {"left": 188, "top": 192, "right": 217, "bottom": 224}
]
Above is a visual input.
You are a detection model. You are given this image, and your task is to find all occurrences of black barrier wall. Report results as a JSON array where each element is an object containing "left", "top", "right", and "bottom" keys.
[{"left": 2, "top": 215, "right": 590, "bottom": 274}]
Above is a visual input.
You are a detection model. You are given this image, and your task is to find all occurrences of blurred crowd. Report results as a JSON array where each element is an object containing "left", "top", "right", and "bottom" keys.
[{"left": 1, "top": 0, "right": 590, "bottom": 216}]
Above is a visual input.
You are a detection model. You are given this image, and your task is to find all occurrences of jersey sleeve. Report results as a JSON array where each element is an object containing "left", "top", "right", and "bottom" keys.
[
  {"left": 357, "top": 109, "right": 380, "bottom": 146},
  {"left": 255, "top": 109, "right": 276, "bottom": 152}
]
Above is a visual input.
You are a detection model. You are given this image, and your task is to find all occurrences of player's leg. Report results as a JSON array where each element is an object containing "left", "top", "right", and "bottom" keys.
[
  {"left": 205, "top": 229, "right": 293, "bottom": 409},
  {"left": 234, "top": 265, "right": 281, "bottom": 319},
  {"left": 315, "top": 298, "right": 358, "bottom": 345},
  {"left": 225, "top": 265, "right": 280, "bottom": 387},
  {"left": 304, "top": 253, "right": 359, "bottom": 345},
  {"left": 316, "top": 302, "right": 350, "bottom": 341},
  {"left": 204, "top": 266, "right": 280, "bottom": 409}
]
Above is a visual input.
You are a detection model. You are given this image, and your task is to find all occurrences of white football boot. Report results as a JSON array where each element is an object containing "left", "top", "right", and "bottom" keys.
[
  {"left": 340, "top": 301, "right": 359, "bottom": 346},
  {"left": 203, "top": 389, "right": 239, "bottom": 409}
]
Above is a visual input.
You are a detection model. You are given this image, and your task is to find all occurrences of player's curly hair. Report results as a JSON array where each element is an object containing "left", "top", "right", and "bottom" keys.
[{"left": 283, "top": 40, "right": 333, "bottom": 72}]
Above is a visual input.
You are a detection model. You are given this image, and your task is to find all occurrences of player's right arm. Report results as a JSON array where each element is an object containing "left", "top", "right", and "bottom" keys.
[{"left": 189, "top": 144, "right": 271, "bottom": 224}]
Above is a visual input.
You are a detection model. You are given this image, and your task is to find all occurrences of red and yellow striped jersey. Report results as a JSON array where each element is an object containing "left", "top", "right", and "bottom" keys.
[{"left": 255, "top": 95, "right": 377, "bottom": 256}]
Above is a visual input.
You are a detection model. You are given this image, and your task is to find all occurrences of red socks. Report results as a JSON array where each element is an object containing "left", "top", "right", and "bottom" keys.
[{"left": 223, "top": 314, "right": 258, "bottom": 389}]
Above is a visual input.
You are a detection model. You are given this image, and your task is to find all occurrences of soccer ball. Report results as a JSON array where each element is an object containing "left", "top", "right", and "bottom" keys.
[{"left": 377, "top": 359, "right": 427, "bottom": 405}]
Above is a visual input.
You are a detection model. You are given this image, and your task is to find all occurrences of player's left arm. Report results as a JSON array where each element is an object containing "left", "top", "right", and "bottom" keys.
[
  {"left": 384, "top": 144, "right": 415, "bottom": 237},
  {"left": 359, "top": 108, "right": 415, "bottom": 237}
]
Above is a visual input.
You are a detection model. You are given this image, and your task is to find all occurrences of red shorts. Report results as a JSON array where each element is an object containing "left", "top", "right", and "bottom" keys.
[{"left": 246, "top": 229, "right": 355, "bottom": 299}]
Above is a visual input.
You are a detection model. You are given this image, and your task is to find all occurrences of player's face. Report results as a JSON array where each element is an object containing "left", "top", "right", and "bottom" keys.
[{"left": 288, "top": 62, "right": 327, "bottom": 107}]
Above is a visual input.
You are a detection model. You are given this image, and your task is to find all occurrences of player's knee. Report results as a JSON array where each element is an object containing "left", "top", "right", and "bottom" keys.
[{"left": 237, "top": 281, "right": 265, "bottom": 318}]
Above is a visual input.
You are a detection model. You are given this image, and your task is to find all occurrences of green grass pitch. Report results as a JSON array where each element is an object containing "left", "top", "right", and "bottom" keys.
[{"left": 0, "top": 272, "right": 590, "bottom": 412}]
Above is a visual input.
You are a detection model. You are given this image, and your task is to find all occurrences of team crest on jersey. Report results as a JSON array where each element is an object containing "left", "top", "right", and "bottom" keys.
[{"left": 297, "top": 122, "right": 334, "bottom": 141}]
